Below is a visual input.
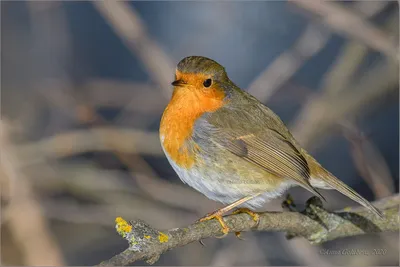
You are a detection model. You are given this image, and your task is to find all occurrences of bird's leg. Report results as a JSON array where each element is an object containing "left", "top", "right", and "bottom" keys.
[
  {"left": 232, "top": 208, "right": 260, "bottom": 239},
  {"left": 196, "top": 194, "right": 261, "bottom": 238}
]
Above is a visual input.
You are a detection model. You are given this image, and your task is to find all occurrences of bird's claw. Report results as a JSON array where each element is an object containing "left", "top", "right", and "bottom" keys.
[
  {"left": 197, "top": 211, "right": 230, "bottom": 237},
  {"left": 235, "top": 231, "right": 246, "bottom": 240},
  {"left": 231, "top": 208, "right": 260, "bottom": 240},
  {"left": 198, "top": 239, "right": 206, "bottom": 246},
  {"left": 232, "top": 208, "right": 260, "bottom": 224}
]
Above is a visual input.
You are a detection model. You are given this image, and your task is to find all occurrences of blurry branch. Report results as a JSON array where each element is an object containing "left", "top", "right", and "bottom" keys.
[
  {"left": 21, "top": 161, "right": 194, "bottom": 229},
  {"left": 84, "top": 79, "right": 164, "bottom": 114},
  {"left": 93, "top": 0, "right": 175, "bottom": 99},
  {"left": 82, "top": 78, "right": 167, "bottom": 129},
  {"left": 37, "top": 81, "right": 81, "bottom": 121},
  {"left": 135, "top": 173, "right": 219, "bottom": 215},
  {"left": 31, "top": 162, "right": 141, "bottom": 196},
  {"left": 11, "top": 121, "right": 206, "bottom": 229},
  {"left": 28, "top": 0, "right": 214, "bottom": 215},
  {"left": 93, "top": 0, "right": 173, "bottom": 129},
  {"left": 0, "top": 120, "right": 65, "bottom": 265},
  {"left": 291, "top": 10, "right": 399, "bottom": 149},
  {"left": 322, "top": 41, "right": 368, "bottom": 96},
  {"left": 247, "top": 1, "right": 390, "bottom": 101},
  {"left": 291, "top": 0, "right": 398, "bottom": 60},
  {"left": 80, "top": 121, "right": 215, "bottom": 215},
  {"left": 27, "top": 1, "right": 72, "bottom": 74},
  {"left": 27, "top": 1, "right": 79, "bottom": 136},
  {"left": 16, "top": 128, "right": 162, "bottom": 166},
  {"left": 98, "top": 195, "right": 400, "bottom": 266},
  {"left": 27, "top": 43, "right": 211, "bottom": 221},
  {"left": 322, "top": 19, "right": 393, "bottom": 110},
  {"left": 40, "top": 196, "right": 191, "bottom": 231},
  {"left": 39, "top": 66, "right": 213, "bottom": 216},
  {"left": 24, "top": 0, "right": 217, "bottom": 216},
  {"left": 248, "top": 24, "right": 329, "bottom": 100},
  {"left": 342, "top": 122, "right": 394, "bottom": 199},
  {"left": 54, "top": 31, "right": 214, "bottom": 217},
  {"left": 352, "top": 1, "right": 388, "bottom": 17},
  {"left": 100, "top": 147, "right": 218, "bottom": 215},
  {"left": 128, "top": 154, "right": 219, "bottom": 215},
  {"left": 18, "top": 128, "right": 215, "bottom": 216},
  {"left": 291, "top": 59, "right": 398, "bottom": 149}
]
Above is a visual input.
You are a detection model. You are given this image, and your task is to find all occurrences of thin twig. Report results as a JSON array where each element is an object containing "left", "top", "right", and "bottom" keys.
[
  {"left": 15, "top": 128, "right": 162, "bottom": 167},
  {"left": 247, "top": 24, "right": 330, "bottom": 101},
  {"left": 247, "top": 1, "right": 389, "bottom": 101},
  {"left": 342, "top": 122, "right": 394, "bottom": 198},
  {"left": 0, "top": 120, "right": 65, "bottom": 265},
  {"left": 321, "top": 41, "right": 368, "bottom": 96},
  {"left": 93, "top": 0, "right": 175, "bottom": 99},
  {"left": 290, "top": 59, "right": 398, "bottom": 149},
  {"left": 83, "top": 79, "right": 164, "bottom": 114},
  {"left": 290, "top": 0, "right": 398, "bottom": 60}
]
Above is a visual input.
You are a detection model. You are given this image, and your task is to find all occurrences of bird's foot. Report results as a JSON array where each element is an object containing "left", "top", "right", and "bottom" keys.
[
  {"left": 196, "top": 211, "right": 230, "bottom": 238},
  {"left": 231, "top": 208, "right": 260, "bottom": 240},
  {"left": 232, "top": 208, "right": 260, "bottom": 223}
]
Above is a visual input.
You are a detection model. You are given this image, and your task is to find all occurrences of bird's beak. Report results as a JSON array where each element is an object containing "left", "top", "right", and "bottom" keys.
[{"left": 171, "top": 79, "right": 186, "bottom": 87}]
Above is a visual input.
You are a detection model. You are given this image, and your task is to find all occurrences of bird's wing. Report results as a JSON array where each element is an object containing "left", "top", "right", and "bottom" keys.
[{"left": 194, "top": 105, "right": 324, "bottom": 198}]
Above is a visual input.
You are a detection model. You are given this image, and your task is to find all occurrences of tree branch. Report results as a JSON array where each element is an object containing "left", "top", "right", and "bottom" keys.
[
  {"left": 98, "top": 194, "right": 399, "bottom": 266},
  {"left": 92, "top": 0, "right": 175, "bottom": 99},
  {"left": 290, "top": 0, "right": 399, "bottom": 60}
]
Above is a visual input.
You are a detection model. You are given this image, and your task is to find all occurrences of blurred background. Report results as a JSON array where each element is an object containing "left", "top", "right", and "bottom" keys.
[{"left": 1, "top": 1, "right": 399, "bottom": 266}]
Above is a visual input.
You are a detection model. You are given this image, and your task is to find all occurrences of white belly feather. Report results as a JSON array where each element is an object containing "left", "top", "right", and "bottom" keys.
[{"left": 160, "top": 135, "right": 294, "bottom": 210}]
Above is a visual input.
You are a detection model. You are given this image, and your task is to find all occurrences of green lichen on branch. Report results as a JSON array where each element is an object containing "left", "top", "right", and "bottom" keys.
[{"left": 98, "top": 194, "right": 399, "bottom": 266}]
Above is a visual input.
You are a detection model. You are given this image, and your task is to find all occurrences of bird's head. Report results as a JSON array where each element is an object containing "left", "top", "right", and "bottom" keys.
[{"left": 171, "top": 56, "right": 231, "bottom": 103}]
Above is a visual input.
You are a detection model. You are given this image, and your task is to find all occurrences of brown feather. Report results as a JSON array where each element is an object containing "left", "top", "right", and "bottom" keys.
[{"left": 204, "top": 108, "right": 325, "bottom": 201}]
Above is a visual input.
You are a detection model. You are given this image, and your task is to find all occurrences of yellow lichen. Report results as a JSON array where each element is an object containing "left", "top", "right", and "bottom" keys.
[
  {"left": 158, "top": 232, "right": 169, "bottom": 243},
  {"left": 144, "top": 235, "right": 151, "bottom": 239},
  {"left": 115, "top": 217, "right": 132, "bottom": 235},
  {"left": 343, "top": 207, "right": 352, "bottom": 212}
]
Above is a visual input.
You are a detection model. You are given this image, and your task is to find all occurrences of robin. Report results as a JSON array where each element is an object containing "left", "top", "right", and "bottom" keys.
[{"left": 159, "top": 56, "right": 383, "bottom": 236}]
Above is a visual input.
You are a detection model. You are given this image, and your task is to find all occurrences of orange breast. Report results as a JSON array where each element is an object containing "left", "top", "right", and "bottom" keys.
[{"left": 160, "top": 84, "right": 225, "bottom": 169}]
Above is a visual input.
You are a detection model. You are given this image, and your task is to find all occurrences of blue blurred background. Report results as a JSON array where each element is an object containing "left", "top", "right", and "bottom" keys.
[{"left": 1, "top": 1, "right": 399, "bottom": 266}]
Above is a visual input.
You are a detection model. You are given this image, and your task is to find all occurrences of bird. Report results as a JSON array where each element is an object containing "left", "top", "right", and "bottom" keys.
[{"left": 159, "top": 55, "right": 383, "bottom": 236}]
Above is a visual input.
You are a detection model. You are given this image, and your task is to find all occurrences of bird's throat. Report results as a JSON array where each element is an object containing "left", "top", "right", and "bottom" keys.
[{"left": 160, "top": 88, "right": 225, "bottom": 168}]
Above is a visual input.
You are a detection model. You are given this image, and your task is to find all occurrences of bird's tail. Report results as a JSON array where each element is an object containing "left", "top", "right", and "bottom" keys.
[{"left": 305, "top": 154, "right": 383, "bottom": 218}]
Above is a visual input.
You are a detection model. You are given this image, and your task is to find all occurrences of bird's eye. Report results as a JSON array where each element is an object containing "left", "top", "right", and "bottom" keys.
[{"left": 203, "top": 78, "right": 212, "bottom": 88}]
